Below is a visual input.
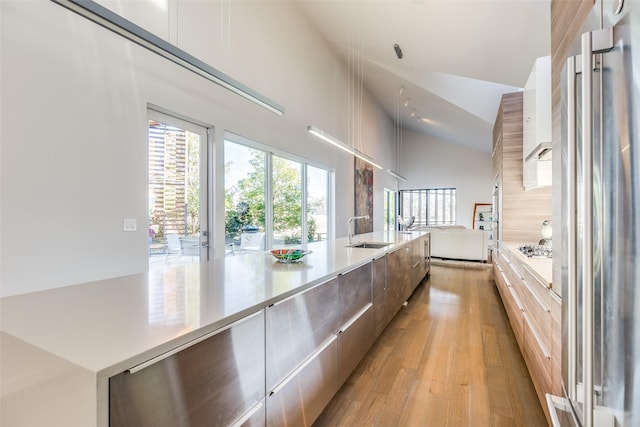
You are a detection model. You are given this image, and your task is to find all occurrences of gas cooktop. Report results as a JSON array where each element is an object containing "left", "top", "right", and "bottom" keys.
[{"left": 518, "top": 244, "right": 552, "bottom": 259}]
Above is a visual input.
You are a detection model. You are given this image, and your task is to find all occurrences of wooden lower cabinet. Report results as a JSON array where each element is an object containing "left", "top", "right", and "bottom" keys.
[
  {"left": 493, "top": 242, "right": 560, "bottom": 426},
  {"left": 523, "top": 312, "right": 553, "bottom": 408},
  {"left": 494, "top": 253, "right": 524, "bottom": 347},
  {"left": 550, "top": 291, "right": 563, "bottom": 397}
]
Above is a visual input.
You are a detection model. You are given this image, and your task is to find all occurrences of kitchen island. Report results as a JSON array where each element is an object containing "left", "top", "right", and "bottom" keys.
[{"left": 1, "top": 231, "right": 430, "bottom": 427}]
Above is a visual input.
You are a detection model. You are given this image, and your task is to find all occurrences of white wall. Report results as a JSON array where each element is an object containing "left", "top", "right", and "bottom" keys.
[
  {"left": 400, "top": 129, "right": 493, "bottom": 228},
  {"left": 0, "top": 0, "right": 397, "bottom": 296}
]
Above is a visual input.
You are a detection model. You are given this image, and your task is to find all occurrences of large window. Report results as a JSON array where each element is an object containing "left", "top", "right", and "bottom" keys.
[
  {"left": 383, "top": 188, "right": 397, "bottom": 231},
  {"left": 400, "top": 188, "right": 456, "bottom": 227},
  {"left": 224, "top": 137, "right": 331, "bottom": 253},
  {"left": 272, "top": 155, "right": 303, "bottom": 244},
  {"left": 224, "top": 141, "right": 266, "bottom": 248},
  {"left": 307, "top": 165, "right": 329, "bottom": 241}
]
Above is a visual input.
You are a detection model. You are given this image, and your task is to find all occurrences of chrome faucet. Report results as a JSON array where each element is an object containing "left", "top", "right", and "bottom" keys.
[{"left": 348, "top": 215, "right": 369, "bottom": 244}]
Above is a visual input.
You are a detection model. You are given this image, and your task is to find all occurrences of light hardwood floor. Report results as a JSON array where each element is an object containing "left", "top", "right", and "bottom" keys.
[{"left": 313, "top": 264, "right": 547, "bottom": 427}]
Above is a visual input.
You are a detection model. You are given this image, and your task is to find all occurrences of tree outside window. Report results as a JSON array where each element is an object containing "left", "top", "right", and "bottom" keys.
[{"left": 224, "top": 140, "right": 329, "bottom": 250}]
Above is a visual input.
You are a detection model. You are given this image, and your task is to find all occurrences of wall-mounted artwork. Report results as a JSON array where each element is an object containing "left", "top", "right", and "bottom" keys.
[{"left": 354, "top": 157, "right": 374, "bottom": 234}]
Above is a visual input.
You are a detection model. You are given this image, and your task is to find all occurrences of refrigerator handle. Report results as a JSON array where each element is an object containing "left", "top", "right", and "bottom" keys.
[
  {"left": 581, "top": 29, "right": 595, "bottom": 427},
  {"left": 581, "top": 28, "right": 613, "bottom": 427},
  {"left": 565, "top": 55, "right": 578, "bottom": 403}
]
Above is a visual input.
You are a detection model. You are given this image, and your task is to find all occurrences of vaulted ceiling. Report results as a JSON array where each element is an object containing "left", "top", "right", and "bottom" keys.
[{"left": 294, "top": 0, "right": 551, "bottom": 153}]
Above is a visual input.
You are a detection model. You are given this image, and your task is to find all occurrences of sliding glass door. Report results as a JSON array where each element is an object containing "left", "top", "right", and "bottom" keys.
[{"left": 148, "top": 110, "right": 209, "bottom": 266}]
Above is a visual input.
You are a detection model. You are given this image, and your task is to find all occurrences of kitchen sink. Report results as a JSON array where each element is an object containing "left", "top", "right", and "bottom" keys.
[{"left": 346, "top": 242, "right": 391, "bottom": 249}]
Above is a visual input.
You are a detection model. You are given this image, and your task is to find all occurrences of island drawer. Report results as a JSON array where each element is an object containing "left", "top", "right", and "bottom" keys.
[
  {"left": 266, "top": 337, "right": 337, "bottom": 427},
  {"left": 339, "top": 262, "right": 372, "bottom": 325},
  {"left": 109, "top": 311, "right": 265, "bottom": 427},
  {"left": 266, "top": 277, "right": 339, "bottom": 391},
  {"left": 338, "top": 304, "right": 374, "bottom": 387}
]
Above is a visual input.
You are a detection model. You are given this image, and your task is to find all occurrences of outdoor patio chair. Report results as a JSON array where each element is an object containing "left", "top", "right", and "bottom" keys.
[
  {"left": 179, "top": 237, "right": 200, "bottom": 262},
  {"left": 240, "top": 232, "right": 265, "bottom": 253},
  {"left": 165, "top": 233, "right": 181, "bottom": 263}
]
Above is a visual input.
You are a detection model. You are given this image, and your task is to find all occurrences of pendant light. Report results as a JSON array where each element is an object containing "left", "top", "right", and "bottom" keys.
[
  {"left": 308, "top": 14, "right": 382, "bottom": 170},
  {"left": 388, "top": 44, "right": 407, "bottom": 182}
]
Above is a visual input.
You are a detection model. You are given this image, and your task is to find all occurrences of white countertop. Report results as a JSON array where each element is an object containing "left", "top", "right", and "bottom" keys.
[
  {"left": 502, "top": 241, "right": 553, "bottom": 289},
  {"left": 0, "top": 230, "right": 426, "bottom": 377}
]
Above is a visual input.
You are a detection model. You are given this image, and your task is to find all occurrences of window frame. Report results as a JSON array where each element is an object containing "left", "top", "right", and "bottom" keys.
[
  {"left": 383, "top": 188, "right": 397, "bottom": 231},
  {"left": 399, "top": 188, "right": 457, "bottom": 227},
  {"left": 148, "top": 108, "right": 211, "bottom": 263},
  {"left": 223, "top": 133, "right": 333, "bottom": 249}
]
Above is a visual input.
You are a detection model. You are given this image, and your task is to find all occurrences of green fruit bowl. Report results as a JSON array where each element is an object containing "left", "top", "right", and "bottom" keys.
[{"left": 269, "top": 249, "right": 312, "bottom": 263}]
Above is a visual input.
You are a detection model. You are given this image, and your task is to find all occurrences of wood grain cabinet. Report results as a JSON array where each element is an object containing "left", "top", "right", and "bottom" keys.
[
  {"left": 494, "top": 251, "right": 525, "bottom": 347},
  {"left": 493, "top": 92, "right": 553, "bottom": 244},
  {"left": 493, "top": 242, "right": 560, "bottom": 424},
  {"left": 109, "top": 311, "right": 266, "bottom": 427}
]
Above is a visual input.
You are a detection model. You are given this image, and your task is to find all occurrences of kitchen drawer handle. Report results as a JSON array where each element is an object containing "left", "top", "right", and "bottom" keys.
[
  {"left": 339, "top": 303, "right": 373, "bottom": 333},
  {"left": 230, "top": 400, "right": 264, "bottom": 427},
  {"left": 507, "top": 283, "right": 524, "bottom": 311},
  {"left": 521, "top": 263, "right": 549, "bottom": 290},
  {"left": 523, "top": 311, "right": 551, "bottom": 359},
  {"left": 340, "top": 263, "right": 368, "bottom": 276},
  {"left": 269, "top": 334, "right": 337, "bottom": 395},
  {"left": 268, "top": 276, "right": 337, "bottom": 308},
  {"left": 499, "top": 269, "right": 512, "bottom": 288},
  {"left": 508, "top": 261, "right": 525, "bottom": 281},
  {"left": 521, "top": 278, "right": 550, "bottom": 313},
  {"left": 499, "top": 267, "right": 524, "bottom": 311},
  {"left": 128, "top": 310, "right": 263, "bottom": 374}
]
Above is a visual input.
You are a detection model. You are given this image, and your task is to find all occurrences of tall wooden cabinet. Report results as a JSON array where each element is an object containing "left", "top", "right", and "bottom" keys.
[
  {"left": 493, "top": 92, "right": 558, "bottom": 425},
  {"left": 493, "top": 92, "right": 553, "bottom": 244}
]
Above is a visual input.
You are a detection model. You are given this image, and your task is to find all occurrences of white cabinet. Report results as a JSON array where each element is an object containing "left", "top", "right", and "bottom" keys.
[
  {"left": 523, "top": 56, "right": 552, "bottom": 191},
  {"left": 524, "top": 158, "right": 552, "bottom": 191}
]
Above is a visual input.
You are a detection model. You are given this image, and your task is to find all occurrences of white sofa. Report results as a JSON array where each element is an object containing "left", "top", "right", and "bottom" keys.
[{"left": 425, "top": 226, "right": 489, "bottom": 262}]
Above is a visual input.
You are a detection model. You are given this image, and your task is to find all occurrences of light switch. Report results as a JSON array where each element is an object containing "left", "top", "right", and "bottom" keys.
[{"left": 123, "top": 218, "right": 137, "bottom": 232}]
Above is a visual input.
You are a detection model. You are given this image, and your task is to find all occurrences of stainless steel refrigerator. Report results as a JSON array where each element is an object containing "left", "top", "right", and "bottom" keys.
[{"left": 547, "top": 0, "right": 640, "bottom": 426}]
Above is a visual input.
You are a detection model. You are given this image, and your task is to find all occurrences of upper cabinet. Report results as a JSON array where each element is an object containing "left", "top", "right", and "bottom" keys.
[{"left": 523, "top": 56, "right": 552, "bottom": 191}]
